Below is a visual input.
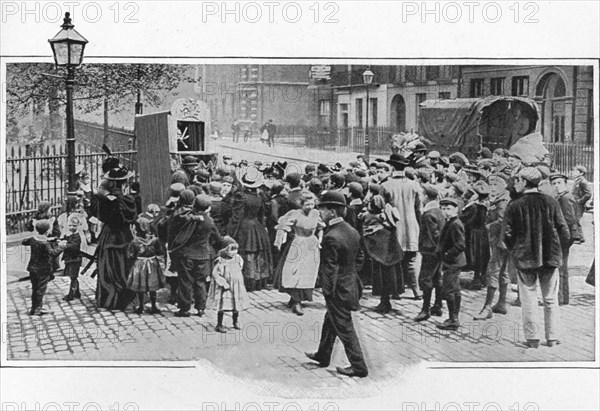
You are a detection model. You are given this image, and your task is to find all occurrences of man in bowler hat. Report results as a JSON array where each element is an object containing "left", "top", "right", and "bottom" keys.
[{"left": 305, "top": 191, "right": 368, "bottom": 378}]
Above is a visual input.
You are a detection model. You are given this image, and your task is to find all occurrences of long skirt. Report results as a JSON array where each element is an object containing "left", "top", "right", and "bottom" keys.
[
  {"left": 273, "top": 235, "right": 318, "bottom": 302},
  {"left": 126, "top": 256, "right": 166, "bottom": 293},
  {"left": 465, "top": 228, "right": 490, "bottom": 274},
  {"left": 96, "top": 232, "right": 134, "bottom": 310},
  {"left": 371, "top": 260, "right": 402, "bottom": 297},
  {"left": 241, "top": 251, "right": 272, "bottom": 291}
]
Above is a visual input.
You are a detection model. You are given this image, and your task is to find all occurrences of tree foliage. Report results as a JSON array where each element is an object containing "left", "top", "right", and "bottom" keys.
[{"left": 6, "top": 63, "right": 194, "bottom": 142}]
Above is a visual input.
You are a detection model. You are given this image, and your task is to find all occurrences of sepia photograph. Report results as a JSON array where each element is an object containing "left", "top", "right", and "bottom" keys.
[{"left": 1, "top": 1, "right": 599, "bottom": 410}]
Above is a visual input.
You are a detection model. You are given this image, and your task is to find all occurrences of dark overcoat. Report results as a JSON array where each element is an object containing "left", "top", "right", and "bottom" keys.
[
  {"left": 437, "top": 216, "right": 467, "bottom": 269},
  {"left": 502, "top": 192, "right": 570, "bottom": 270},
  {"left": 319, "top": 220, "right": 364, "bottom": 311}
]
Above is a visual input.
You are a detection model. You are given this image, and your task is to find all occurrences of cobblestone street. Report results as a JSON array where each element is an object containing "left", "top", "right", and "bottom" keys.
[
  {"left": 4, "top": 220, "right": 596, "bottom": 399},
  {"left": 3, "top": 141, "right": 597, "bottom": 399}
]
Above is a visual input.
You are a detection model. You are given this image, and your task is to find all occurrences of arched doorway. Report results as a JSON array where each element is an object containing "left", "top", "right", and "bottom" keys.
[
  {"left": 536, "top": 73, "right": 567, "bottom": 142},
  {"left": 390, "top": 94, "right": 406, "bottom": 132}
]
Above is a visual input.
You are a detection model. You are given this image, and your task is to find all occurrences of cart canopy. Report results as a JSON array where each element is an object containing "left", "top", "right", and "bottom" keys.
[{"left": 418, "top": 96, "right": 539, "bottom": 158}]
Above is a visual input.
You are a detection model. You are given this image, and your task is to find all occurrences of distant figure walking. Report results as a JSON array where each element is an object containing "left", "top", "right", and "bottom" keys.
[{"left": 261, "top": 119, "right": 277, "bottom": 147}]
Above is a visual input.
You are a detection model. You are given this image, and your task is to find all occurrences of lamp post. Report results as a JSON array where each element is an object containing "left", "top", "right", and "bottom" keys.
[
  {"left": 49, "top": 12, "right": 88, "bottom": 198},
  {"left": 362, "top": 67, "right": 374, "bottom": 163}
]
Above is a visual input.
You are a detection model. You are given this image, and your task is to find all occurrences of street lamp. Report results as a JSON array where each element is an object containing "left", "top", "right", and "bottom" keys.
[
  {"left": 49, "top": 12, "right": 88, "bottom": 198},
  {"left": 362, "top": 67, "right": 374, "bottom": 163}
]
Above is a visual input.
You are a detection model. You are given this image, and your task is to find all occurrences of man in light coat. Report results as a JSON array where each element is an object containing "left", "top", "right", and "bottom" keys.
[{"left": 380, "top": 154, "right": 422, "bottom": 300}]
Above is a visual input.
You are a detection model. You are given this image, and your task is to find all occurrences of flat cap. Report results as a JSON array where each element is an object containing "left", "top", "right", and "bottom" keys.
[{"left": 440, "top": 197, "right": 459, "bottom": 207}]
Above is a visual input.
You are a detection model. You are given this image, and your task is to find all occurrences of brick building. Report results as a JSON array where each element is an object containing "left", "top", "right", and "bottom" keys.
[
  {"left": 460, "top": 65, "right": 594, "bottom": 145},
  {"left": 311, "top": 65, "right": 460, "bottom": 133},
  {"left": 197, "top": 64, "right": 313, "bottom": 132}
]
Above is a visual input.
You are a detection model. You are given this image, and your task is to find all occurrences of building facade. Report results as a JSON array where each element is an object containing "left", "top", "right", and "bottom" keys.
[
  {"left": 197, "top": 64, "right": 314, "bottom": 131},
  {"left": 459, "top": 65, "right": 594, "bottom": 145},
  {"left": 310, "top": 65, "right": 460, "bottom": 135}
]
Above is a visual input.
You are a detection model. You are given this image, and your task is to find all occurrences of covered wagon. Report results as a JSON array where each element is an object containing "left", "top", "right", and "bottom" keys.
[{"left": 418, "top": 96, "right": 539, "bottom": 158}]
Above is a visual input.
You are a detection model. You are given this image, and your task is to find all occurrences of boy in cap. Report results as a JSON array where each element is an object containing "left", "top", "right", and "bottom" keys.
[
  {"left": 502, "top": 167, "right": 569, "bottom": 348},
  {"left": 23, "top": 220, "right": 66, "bottom": 315},
  {"left": 572, "top": 165, "right": 592, "bottom": 238},
  {"left": 169, "top": 194, "right": 227, "bottom": 317},
  {"left": 550, "top": 173, "right": 581, "bottom": 305},
  {"left": 414, "top": 185, "right": 446, "bottom": 322},
  {"left": 474, "top": 174, "right": 512, "bottom": 320},
  {"left": 436, "top": 197, "right": 466, "bottom": 331}
]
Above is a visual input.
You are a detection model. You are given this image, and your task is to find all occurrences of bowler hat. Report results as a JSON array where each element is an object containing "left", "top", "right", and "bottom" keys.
[
  {"left": 318, "top": 191, "right": 348, "bottom": 208},
  {"left": 182, "top": 156, "right": 199, "bottom": 166},
  {"left": 318, "top": 163, "right": 332, "bottom": 174},
  {"left": 386, "top": 154, "right": 410, "bottom": 169},
  {"left": 413, "top": 142, "right": 427, "bottom": 152},
  {"left": 440, "top": 197, "right": 459, "bottom": 207}
]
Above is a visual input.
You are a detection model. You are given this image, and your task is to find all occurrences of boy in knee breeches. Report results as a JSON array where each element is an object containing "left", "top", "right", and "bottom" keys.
[
  {"left": 436, "top": 197, "right": 466, "bottom": 331},
  {"left": 22, "top": 220, "right": 66, "bottom": 315},
  {"left": 62, "top": 216, "right": 83, "bottom": 301}
]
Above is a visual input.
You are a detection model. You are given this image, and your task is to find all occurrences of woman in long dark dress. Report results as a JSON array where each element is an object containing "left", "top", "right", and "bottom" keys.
[
  {"left": 95, "top": 166, "right": 138, "bottom": 310},
  {"left": 460, "top": 180, "right": 491, "bottom": 291},
  {"left": 227, "top": 167, "right": 273, "bottom": 291}
]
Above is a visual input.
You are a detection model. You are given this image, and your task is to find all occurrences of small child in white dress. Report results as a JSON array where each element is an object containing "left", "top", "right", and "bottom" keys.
[{"left": 207, "top": 237, "right": 250, "bottom": 333}]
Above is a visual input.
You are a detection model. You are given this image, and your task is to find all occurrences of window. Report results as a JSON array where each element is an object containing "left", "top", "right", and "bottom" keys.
[
  {"left": 319, "top": 100, "right": 331, "bottom": 128},
  {"left": 319, "top": 100, "right": 331, "bottom": 116},
  {"left": 490, "top": 77, "right": 504, "bottom": 95},
  {"left": 415, "top": 93, "right": 427, "bottom": 130},
  {"left": 405, "top": 66, "right": 419, "bottom": 82},
  {"left": 438, "top": 92, "right": 451, "bottom": 100},
  {"left": 370, "top": 98, "right": 378, "bottom": 127},
  {"left": 511, "top": 76, "right": 529, "bottom": 96},
  {"left": 470, "top": 79, "right": 484, "bottom": 97},
  {"left": 356, "top": 98, "right": 363, "bottom": 128},
  {"left": 426, "top": 66, "right": 440, "bottom": 80},
  {"left": 553, "top": 115, "right": 565, "bottom": 143}
]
